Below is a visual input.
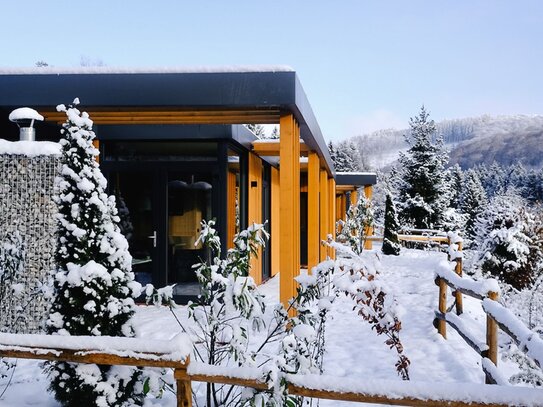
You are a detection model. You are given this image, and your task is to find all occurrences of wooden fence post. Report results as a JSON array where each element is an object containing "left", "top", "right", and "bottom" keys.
[
  {"left": 485, "top": 291, "right": 499, "bottom": 384},
  {"left": 455, "top": 241, "right": 463, "bottom": 315},
  {"left": 438, "top": 277, "right": 447, "bottom": 338},
  {"left": 175, "top": 363, "right": 193, "bottom": 407}
]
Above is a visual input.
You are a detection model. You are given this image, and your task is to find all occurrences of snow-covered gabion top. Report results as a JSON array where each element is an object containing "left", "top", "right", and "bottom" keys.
[
  {"left": 0, "top": 65, "right": 294, "bottom": 75},
  {"left": 8, "top": 107, "right": 44, "bottom": 122},
  {"left": 0, "top": 140, "right": 61, "bottom": 156}
]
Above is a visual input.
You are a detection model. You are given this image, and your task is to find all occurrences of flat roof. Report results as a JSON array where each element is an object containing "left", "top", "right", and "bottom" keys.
[
  {"left": 336, "top": 172, "right": 377, "bottom": 186},
  {"left": 0, "top": 67, "right": 334, "bottom": 175}
]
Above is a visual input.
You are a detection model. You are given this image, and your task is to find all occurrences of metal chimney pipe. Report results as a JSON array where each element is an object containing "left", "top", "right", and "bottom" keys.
[
  {"left": 9, "top": 108, "right": 44, "bottom": 141},
  {"left": 19, "top": 126, "right": 36, "bottom": 141}
]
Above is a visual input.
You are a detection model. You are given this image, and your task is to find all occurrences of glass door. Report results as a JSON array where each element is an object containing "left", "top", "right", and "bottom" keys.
[
  {"left": 111, "top": 172, "right": 158, "bottom": 287},
  {"left": 167, "top": 172, "right": 214, "bottom": 298}
]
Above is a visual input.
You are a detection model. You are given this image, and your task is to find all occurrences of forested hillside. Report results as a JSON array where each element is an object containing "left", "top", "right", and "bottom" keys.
[{"left": 352, "top": 115, "right": 543, "bottom": 170}]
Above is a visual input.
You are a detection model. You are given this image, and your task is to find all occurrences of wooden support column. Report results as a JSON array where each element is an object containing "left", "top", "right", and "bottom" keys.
[
  {"left": 363, "top": 185, "right": 373, "bottom": 250},
  {"left": 279, "top": 114, "right": 300, "bottom": 312},
  {"left": 350, "top": 189, "right": 358, "bottom": 207},
  {"left": 248, "top": 152, "right": 263, "bottom": 285},
  {"left": 226, "top": 170, "right": 237, "bottom": 250},
  {"left": 307, "top": 152, "right": 320, "bottom": 273},
  {"left": 319, "top": 170, "right": 329, "bottom": 261},
  {"left": 271, "top": 166, "right": 280, "bottom": 277},
  {"left": 335, "top": 193, "right": 343, "bottom": 223},
  {"left": 328, "top": 178, "right": 336, "bottom": 260}
]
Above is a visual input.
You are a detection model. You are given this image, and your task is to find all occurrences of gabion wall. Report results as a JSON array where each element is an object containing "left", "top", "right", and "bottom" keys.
[{"left": 0, "top": 154, "right": 60, "bottom": 333}]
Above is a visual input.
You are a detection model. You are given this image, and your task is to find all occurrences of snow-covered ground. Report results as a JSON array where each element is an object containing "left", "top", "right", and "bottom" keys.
[{"left": 0, "top": 248, "right": 527, "bottom": 406}]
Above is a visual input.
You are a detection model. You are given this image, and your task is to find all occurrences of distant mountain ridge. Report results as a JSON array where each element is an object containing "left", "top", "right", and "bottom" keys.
[{"left": 353, "top": 114, "right": 543, "bottom": 170}]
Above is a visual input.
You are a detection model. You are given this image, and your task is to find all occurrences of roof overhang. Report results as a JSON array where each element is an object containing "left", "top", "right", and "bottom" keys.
[
  {"left": 336, "top": 172, "right": 377, "bottom": 187},
  {"left": 0, "top": 68, "right": 335, "bottom": 175}
]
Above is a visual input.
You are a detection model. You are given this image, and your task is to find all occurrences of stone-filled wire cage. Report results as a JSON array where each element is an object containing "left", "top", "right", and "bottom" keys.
[{"left": 0, "top": 151, "right": 60, "bottom": 333}]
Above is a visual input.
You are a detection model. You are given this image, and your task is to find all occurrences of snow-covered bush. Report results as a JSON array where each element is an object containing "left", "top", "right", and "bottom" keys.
[
  {"left": 474, "top": 194, "right": 540, "bottom": 290},
  {"left": 327, "top": 239, "right": 410, "bottom": 380},
  {"left": 337, "top": 192, "right": 374, "bottom": 255},
  {"left": 44, "top": 100, "right": 143, "bottom": 406},
  {"left": 147, "top": 219, "right": 331, "bottom": 406}
]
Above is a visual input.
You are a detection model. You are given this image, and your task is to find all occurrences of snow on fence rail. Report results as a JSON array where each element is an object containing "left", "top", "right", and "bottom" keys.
[
  {"left": 433, "top": 253, "right": 543, "bottom": 386},
  {"left": 186, "top": 362, "right": 543, "bottom": 407},
  {"left": 2, "top": 333, "right": 543, "bottom": 406},
  {"left": 0, "top": 332, "right": 193, "bottom": 407}
]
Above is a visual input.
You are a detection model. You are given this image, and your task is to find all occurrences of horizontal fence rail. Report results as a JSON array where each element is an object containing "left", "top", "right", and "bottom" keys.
[
  {"left": 2, "top": 333, "right": 543, "bottom": 406},
  {"left": 432, "top": 234, "right": 543, "bottom": 387}
]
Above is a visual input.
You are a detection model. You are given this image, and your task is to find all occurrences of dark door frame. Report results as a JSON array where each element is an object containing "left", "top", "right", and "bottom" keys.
[{"left": 101, "top": 160, "right": 222, "bottom": 292}]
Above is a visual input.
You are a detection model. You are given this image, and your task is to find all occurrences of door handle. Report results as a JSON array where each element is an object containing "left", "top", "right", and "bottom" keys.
[{"left": 147, "top": 231, "right": 157, "bottom": 248}]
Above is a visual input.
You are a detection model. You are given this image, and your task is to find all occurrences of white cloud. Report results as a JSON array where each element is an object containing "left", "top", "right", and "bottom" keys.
[{"left": 345, "top": 109, "right": 407, "bottom": 137}]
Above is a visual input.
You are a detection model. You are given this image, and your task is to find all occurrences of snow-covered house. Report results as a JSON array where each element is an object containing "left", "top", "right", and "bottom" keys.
[{"left": 0, "top": 67, "right": 375, "bottom": 306}]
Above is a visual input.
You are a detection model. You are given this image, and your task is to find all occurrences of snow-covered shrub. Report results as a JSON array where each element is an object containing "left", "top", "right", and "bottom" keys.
[
  {"left": 337, "top": 192, "right": 374, "bottom": 255},
  {"left": 327, "top": 239, "right": 410, "bottom": 380},
  {"left": 474, "top": 194, "right": 540, "bottom": 290},
  {"left": 147, "top": 220, "right": 331, "bottom": 406},
  {"left": 44, "top": 100, "right": 143, "bottom": 406}
]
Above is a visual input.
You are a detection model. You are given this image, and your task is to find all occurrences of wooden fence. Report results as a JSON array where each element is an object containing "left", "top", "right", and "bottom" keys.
[
  {"left": 1, "top": 336, "right": 542, "bottom": 407},
  {"left": 433, "top": 238, "right": 543, "bottom": 387}
]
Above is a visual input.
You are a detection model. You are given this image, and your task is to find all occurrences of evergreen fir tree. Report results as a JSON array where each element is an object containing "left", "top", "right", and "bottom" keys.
[
  {"left": 481, "top": 162, "right": 506, "bottom": 198},
  {"left": 328, "top": 141, "right": 337, "bottom": 167},
  {"left": 460, "top": 169, "right": 487, "bottom": 242},
  {"left": 382, "top": 193, "right": 401, "bottom": 255},
  {"left": 447, "top": 164, "right": 464, "bottom": 209},
  {"left": 45, "top": 100, "right": 143, "bottom": 406},
  {"left": 397, "top": 106, "right": 449, "bottom": 229},
  {"left": 329, "top": 140, "right": 362, "bottom": 172}
]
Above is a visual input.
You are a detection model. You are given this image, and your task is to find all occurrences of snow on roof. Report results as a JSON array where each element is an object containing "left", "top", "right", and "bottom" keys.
[
  {"left": 0, "top": 140, "right": 61, "bottom": 156},
  {"left": 8, "top": 107, "right": 44, "bottom": 122},
  {"left": 0, "top": 65, "right": 295, "bottom": 75}
]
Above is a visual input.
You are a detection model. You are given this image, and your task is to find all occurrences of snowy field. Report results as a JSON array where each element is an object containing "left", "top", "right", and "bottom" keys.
[{"left": 0, "top": 248, "right": 525, "bottom": 406}]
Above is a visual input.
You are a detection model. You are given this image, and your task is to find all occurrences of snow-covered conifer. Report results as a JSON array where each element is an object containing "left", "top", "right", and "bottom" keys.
[
  {"left": 382, "top": 193, "right": 401, "bottom": 256},
  {"left": 460, "top": 169, "right": 487, "bottom": 242},
  {"left": 45, "top": 100, "right": 143, "bottom": 406},
  {"left": 329, "top": 140, "right": 362, "bottom": 172},
  {"left": 447, "top": 164, "right": 464, "bottom": 209},
  {"left": 396, "top": 106, "right": 449, "bottom": 229}
]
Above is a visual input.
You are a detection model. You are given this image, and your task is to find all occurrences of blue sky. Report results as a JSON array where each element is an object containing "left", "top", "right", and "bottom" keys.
[{"left": 1, "top": 0, "right": 542, "bottom": 142}]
